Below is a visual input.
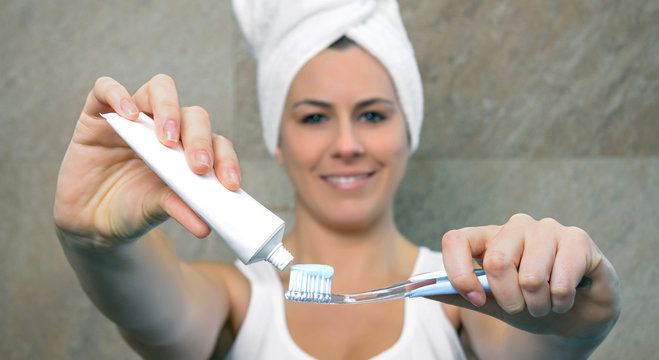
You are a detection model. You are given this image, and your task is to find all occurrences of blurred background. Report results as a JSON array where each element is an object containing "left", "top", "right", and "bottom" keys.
[{"left": 1, "top": 0, "right": 657, "bottom": 358}]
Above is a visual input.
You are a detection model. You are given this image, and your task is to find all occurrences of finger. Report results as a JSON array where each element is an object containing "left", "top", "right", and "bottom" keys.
[
  {"left": 158, "top": 188, "right": 211, "bottom": 238},
  {"left": 442, "top": 225, "right": 499, "bottom": 307},
  {"left": 550, "top": 227, "right": 591, "bottom": 313},
  {"left": 85, "top": 76, "right": 139, "bottom": 120},
  {"left": 133, "top": 74, "right": 181, "bottom": 146},
  {"left": 180, "top": 106, "right": 214, "bottom": 174},
  {"left": 482, "top": 213, "right": 530, "bottom": 314},
  {"left": 517, "top": 218, "right": 558, "bottom": 317},
  {"left": 212, "top": 135, "right": 241, "bottom": 191}
]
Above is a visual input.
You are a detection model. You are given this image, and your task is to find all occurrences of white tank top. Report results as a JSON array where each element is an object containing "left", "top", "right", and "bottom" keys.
[{"left": 226, "top": 247, "right": 466, "bottom": 359}]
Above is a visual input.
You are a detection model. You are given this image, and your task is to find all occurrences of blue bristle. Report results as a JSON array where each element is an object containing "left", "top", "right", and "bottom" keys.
[{"left": 285, "top": 264, "right": 334, "bottom": 303}]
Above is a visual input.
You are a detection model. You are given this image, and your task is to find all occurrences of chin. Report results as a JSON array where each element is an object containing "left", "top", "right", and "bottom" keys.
[
  {"left": 318, "top": 205, "right": 387, "bottom": 233},
  {"left": 296, "top": 188, "right": 394, "bottom": 233}
]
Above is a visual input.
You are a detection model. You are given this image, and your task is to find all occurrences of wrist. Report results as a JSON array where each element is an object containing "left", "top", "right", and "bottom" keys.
[{"left": 55, "top": 225, "right": 141, "bottom": 251}]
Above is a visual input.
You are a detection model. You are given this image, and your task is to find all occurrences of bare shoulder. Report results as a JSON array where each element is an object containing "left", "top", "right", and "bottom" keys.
[{"left": 188, "top": 261, "right": 251, "bottom": 333}]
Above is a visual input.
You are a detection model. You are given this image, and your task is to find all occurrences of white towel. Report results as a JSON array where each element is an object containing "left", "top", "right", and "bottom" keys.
[{"left": 232, "top": 0, "right": 424, "bottom": 155}]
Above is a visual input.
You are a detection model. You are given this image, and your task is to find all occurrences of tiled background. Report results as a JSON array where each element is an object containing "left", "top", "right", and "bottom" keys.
[{"left": 1, "top": 1, "right": 657, "bottom": 358}]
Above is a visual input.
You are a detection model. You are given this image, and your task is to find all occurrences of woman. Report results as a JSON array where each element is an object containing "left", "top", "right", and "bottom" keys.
[{"left": 54, "top": 1, "right": 620, "bottom": 359}]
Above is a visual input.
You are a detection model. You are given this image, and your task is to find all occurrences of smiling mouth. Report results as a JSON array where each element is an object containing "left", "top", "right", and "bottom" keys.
[{"left": 321, "top": 172, "right": 375, "bottom": 184}]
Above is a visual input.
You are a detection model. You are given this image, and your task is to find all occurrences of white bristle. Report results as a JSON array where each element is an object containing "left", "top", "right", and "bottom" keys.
[{"left": 285, "top": 264, "right": 334, "bottom": 303}]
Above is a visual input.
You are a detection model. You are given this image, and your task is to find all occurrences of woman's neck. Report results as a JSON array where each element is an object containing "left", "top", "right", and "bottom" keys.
[{"left": 282, "top": 200, "right": 417, "bottom": 292}]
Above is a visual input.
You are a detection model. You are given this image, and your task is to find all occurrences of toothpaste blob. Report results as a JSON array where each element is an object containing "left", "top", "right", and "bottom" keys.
[
  {"left": 102, "top": 112, "right": 294, "bottom": 271},
  {"left": 285, "top": 264, "right": 334, "bottom": 303}
]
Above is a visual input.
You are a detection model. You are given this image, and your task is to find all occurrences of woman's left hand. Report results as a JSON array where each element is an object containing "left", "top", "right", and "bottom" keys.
[{"left": 435, "top": 213, "right": 620, "bottom": 341}]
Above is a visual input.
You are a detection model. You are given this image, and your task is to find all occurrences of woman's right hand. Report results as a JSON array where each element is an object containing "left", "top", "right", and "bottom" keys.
[{"left": 54, "top": 74, "right": 242, "bottom": 245}]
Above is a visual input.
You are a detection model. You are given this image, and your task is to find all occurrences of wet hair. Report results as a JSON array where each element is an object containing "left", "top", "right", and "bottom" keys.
[{"left": 328, "top": 36, "right": 357, "bottom": 50}]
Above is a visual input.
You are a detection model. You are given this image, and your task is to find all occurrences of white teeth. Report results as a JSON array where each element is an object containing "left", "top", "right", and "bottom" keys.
[{"left": 325, "top": 174, "right": 369, "bottom": 183}]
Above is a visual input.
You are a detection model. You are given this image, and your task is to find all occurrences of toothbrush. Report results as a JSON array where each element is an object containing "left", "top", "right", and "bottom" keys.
[{"left": 284, "top": 264, "right": 592, "bottom": 305}]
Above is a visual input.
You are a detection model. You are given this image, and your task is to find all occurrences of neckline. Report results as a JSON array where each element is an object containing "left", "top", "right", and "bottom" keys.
[{"left": 272, "top": 246, "right": 429, "bottom": 359}]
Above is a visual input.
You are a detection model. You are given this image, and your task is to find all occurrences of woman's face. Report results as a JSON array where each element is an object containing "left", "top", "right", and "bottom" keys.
[{"left": 277, "top": 45, "right": 409, "bottom": 231}]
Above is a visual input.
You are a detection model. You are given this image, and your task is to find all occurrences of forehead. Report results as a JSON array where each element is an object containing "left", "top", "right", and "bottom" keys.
[{"left": 287, "top": 46, "right": 397, "bottom": 102}]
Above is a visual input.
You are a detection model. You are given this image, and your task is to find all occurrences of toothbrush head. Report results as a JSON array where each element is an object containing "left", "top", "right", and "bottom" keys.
[{"left": 285, "top": 264, "right": 334, "bottom": 303}]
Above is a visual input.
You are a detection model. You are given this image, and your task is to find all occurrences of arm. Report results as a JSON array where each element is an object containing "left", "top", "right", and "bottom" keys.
[
  {"left": 54, "top": 75, "right": 242, "bottom": 358},
  {"left": 432, "top": 214, "right": 620, "bottom": 359},
  {"left": 58, "top": 228, "right": 226, "bottom": 359}
]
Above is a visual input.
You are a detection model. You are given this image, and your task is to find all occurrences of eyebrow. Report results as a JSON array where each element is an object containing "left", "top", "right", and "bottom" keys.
[
  {"left": 292, "top": 99, "right": 333, "bottom": 109},
  {"left": 355, "top": 98, "right": 395, "bottom": 110},
  {"left": 291, "top": 98, "right": 395, "bottom": 110}
]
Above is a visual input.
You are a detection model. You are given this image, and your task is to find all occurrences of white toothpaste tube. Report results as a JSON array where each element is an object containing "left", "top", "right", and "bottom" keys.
[{"left": 102, "top": 112, "right": 293, "bottom": 272}]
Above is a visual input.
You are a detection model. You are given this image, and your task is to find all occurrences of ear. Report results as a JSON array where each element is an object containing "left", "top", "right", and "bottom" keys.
[{"left": 275, "top": 146, "right": 284, "bottom": 165}]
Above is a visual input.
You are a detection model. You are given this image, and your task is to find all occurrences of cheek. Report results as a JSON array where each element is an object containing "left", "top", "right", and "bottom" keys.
[
  {"left": 370, "top": 123, "right": 409, "bottom": 190},
  {"left": 387, "top": 138, "right": 409, "bottom": 181},
  {"left": 372, "top": 122, "right": 409, "bottom": 162},
  {"left": 278, "top": 126, "right": 326, "bottom": 177}
]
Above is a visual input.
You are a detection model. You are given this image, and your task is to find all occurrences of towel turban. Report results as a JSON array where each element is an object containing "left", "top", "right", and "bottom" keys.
[{"left": 232, "top": 0, "right": 424, "bottom": 155}]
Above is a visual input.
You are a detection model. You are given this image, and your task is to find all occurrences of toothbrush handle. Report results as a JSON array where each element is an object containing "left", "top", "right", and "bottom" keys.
[
  {"left": 407, "top": 270, "right": 489, "bottom": 298},
  {"left": 407, "top": 270, "right": 591, "bottom": 298}
]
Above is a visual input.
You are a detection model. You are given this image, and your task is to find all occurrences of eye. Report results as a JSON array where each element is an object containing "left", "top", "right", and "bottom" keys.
[
  {"left": 302, "top": 114, "right": 326, "bottom": 124},
  {"left": 360, "top": 112, "right": 386, "bottom": 123}
]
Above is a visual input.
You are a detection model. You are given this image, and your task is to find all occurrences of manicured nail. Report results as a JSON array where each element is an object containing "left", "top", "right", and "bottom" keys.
[
  {"left": 163, "top": 120, "right": 178, "bottom": 142},
  {"left": 467, "top": 291, "right": 485, "bottom": 307},
  {"left": 120, "top": 99, "right": 138, "bottom": 117},
  {"left": 195, "top": 150, "right": 211, "bottom": 168},
  {"left": 223, "top": 169, "right": 240, "bottom": 186}
]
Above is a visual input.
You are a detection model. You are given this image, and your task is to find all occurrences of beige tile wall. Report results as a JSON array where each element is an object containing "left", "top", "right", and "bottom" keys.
[{"left": 1, "top": 0, "right": 657, "bottom": 358}]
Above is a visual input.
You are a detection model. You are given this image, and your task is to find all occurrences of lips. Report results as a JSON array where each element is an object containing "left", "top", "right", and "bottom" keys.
[
  {"left": 323, "top": 174, "right": 370, "bottom": 183},
  {"left": 320, "top": 171, "right": 375, "bottom": 189}
]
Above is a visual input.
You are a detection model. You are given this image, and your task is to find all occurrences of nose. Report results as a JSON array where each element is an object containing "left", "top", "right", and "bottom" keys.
[{"left": 330, "top": 118, "right": 364, "bottom": 160}]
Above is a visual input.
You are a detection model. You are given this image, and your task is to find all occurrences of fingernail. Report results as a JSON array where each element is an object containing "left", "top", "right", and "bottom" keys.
[
  {"left": 120, "top": 99, "right": 138, "bottom": 117},
  {"left": 223, "top": 169, "right": 240, "bottom": 186},
  {"left": 195, "top": 150, "right": 211, "bottom": 168},
  {"left": 163, "top": 120, "right": 178, "bottom": 142},
  {"left": 467, "top": 291, "right": 485, "bottom": 307}
]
